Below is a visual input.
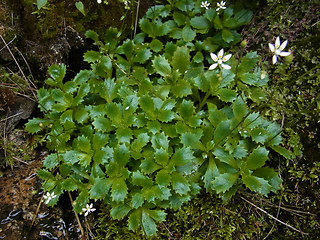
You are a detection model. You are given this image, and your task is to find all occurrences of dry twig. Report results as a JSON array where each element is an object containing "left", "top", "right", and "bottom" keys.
[{"left": 240, "top": 196, "right": 308, "bottom": 236}]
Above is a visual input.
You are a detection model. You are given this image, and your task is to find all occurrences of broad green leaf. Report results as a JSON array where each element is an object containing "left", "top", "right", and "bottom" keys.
[
  {"left": 234, "top": 9, "right": 253, "bottom": 27},
  {"left": 128, "top": 209, "right": 141, "bottom": 230},
  {"left": 92, "top": 132, "right": 109, "bottom": 151},
  {"left": 37, "top": 169, "right": 54, "bottom": 180},
  {"left": 110, "top": 204, "right": 131, "bottom": 219},
  {"left": 74, "top": 135, "right": 91, "bottom": 154},
  {"left": 132, "top": 171, "right": 153, "bottom": 187},
  {"left": 152, "top": 56, "right": 171, "bottom": 77},
  {"left": 75, "top": 1, "right": 86, "bottom": 16},
  {"left": 116, "top": 128, "right": 133, "bottom": 143},
  {"left": 158, "top": 109, "right": 175, "bottom": 122},
  {"left": 100, "top": 78, "right": 117, "bottom": 103},
  {"left": 171, "top": 147, "right": 195, "bottom": 166},
  {"left": 172, "top": 172, "right": 190, "bottom": 195},
  {"left": 217, "top": 88, "right": 237, "bottom": 102},
  {"left": 131, "top": 133, "right": 150, "bottom": 151},
  {"left": 37, "top": 88, "right": 54, "bottom": 111},
  {"left": 221, "top": 29, "right": 234, "bottom": 43},
  {"left": 111, "top": 177, "right": 128, "bottom": 202},
  {"left": 37, "top": 0, "right": 47, "bottom": 10},
  {"left": 63, "top": 150, "right": 88, "bottom": 165},
  {"left": 140, "top": 95, "right": 155, "bottom": 119},
  {"left": 246, "top": 147, "right": 269, "bottom": 170},
  {"left": 172, "top": 79, "right": 192, "bottom": 97},
  {"left": 143, "top": 185, "right": 163, "bottom": 202},
  {"left": 154, "top": 148, "right": 169, "bottom": 166},
  {"left": 193, "top": 51, "right": 204, "bottom": 63},
  {"left": 182, "top": 26, "right": 196, "bottom": 42},
  {"left": 74, "top": 190, "right": 89, "bottom": 213},
  {"left": 147, "top": 209, "right": 166, "bottom": 222},
  {"left": 92, "top": 117, "right": 112, "bottom": 132},
  {"left": 179, "top": 100, "right": 193, "bottom": 120},
  {"left": 132, "top": 193, "right": 144, "bottom": 209},
  {"left": 232, "top": 144, "right": 248, "bottom": 159},
  {"left": 150, "top": 39, "right": 163, "bottom": 52},
  {"left": 113, "top": 144, "right": 130, "bottom": 166},
  {"left": 92, "top": 56, "right": 112, "bottom": 78},
  {"left": 61, "top": 178, "right": 78, "bottom": 191},
  {"left": 25, "top": 118, "right": 47, "bottom": 133},
  {"left": 220, "top": 69, "right": 236, "bottom": 88},
  {"left": 208, "top": 103, "right": 227, "bottom": 126},
  {"left": 271, "top": 145, "right": 293, "bottom": 159},
  {"left": 151, "top": 132, "right": 169, "bottom": 150},
  {"left": 84, "top": 51, "right": 100, "bottom": 63},
  {"left": 105, "top": 103, "right": 122, "bottom": 124},
  {"left": 190, "top": 16, "right": 210, "bottom": 30},
  {"left": 212, "top": 172, "right": 239, "bottom": 194},
  {"left": 180, "top": 131, "right": 203, "bottom": 149},
  {"left": 89, "top": 177, "right": 111, "bottom": 199},
  {"left": 171, "top": 46, "right": 190, "bottom": 74},
  {"left": 213, "top": 147, "right": 237, "bottom": 169},
  {"left": 133, "top": 48, "right": 152, "bottom": 63},
  {"left": 243, "top": 112, "right": 261, "bottom": 129},
  {"left": 242, "top": 174, "right": 271, "bottom": 196},
  {"left": 214, "top": 119, "right": 231, "bottom": 145},
  {"left": 43, "top": 153, "right": 60, "bottom": 169},
  {"left": 85, "top": 30, "right": 99, "bottom": 42},
  {"left": 156, "top": 169, "right": 171, "bottom": 187},
  {"left": 253, "top": 167, "right": 282, "bottom": 192},
  {"left": 142, "top": 210, "right": 157, "bottom": 236},
  {"left": 251, "top": 128, "right": 269, "bottom": 143},
  {"left": 60, "top": 109, "right": 73, "bottom": 124},
  {"left": 74, "top": 70, "right": 91, "bottom": 84},
  {"left": 140, "top": 157, "right": 161, "bottom": 174},
  {"left": 233, "top": 96, "right": 248, "bottom": 121},
  {"left": 74, "top": 108, "right": 89, "bottom": 124},
  {"left": 173, "top": 11, "right": 186, "bottom": 26},
  {"left": 238, "top": 52, "right": 259, "bottom": 74},
  {"left": 48, "top": 64, "right": 66, "bottom": 84}
]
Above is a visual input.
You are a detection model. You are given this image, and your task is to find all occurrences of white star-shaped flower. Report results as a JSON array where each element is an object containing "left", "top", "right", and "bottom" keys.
[
  {"left": 43, "top": 192, "right": 57, "bottom": 204},
  {"left": 268, "top": 36, "right": 291, "bottom": 64},
  {"left": 209, "top": 49, "right": 232, "bottom": 70},
  {"left": 82, "top": 203, "right": 96, "bottom": 217},
  {"left": 97, "top": 0, "right": 102, "bottom": 4},
  {"left": 201, "top": 1, "right": 210, "bottom": 10},
  {"left": 216, "top": 1, "right": 226, "bottom": 12}
]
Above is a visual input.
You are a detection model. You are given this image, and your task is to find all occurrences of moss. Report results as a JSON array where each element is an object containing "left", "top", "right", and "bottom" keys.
[{"left": 95, "top": 192, "right": 271, "bottom": 240}]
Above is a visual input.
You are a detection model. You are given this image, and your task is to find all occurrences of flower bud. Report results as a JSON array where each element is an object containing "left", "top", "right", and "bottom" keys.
[{"left": 241, "top": 40, "right": 247, "bottom": 48}]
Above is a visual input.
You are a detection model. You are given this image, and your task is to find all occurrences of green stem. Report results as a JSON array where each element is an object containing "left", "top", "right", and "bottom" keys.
[{"left": 199, "top": 91, "right": 211, "bottom": 110}]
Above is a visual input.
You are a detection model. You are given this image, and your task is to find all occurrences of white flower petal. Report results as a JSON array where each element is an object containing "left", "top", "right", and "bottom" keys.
[
  {"left": 221, "top": 64, "right": 231, "bottom": 69},
  {"left": 210, "top": 52, "right": 218, "bottom": 62},
  {"left": 218, "top": 49, "right": 224, "bottom": 58},
  {"left": 275, "top": 36, "right": 280, "bottom": 48},
  {"left": 223, "top": 53, "right": 232, "bottom": 62},
  {"left": 279, "top": 51, "right": 291, "bottom": 57},
  {"left": 280, "top": 40, "right": 288, "bottom": 50},
  {"left": 209, "top": 63, "right": 218, "bottom": 70},
  {"left": 272, "top": 55, "right": 277, "bottom": 64},
  {"left": 269, "top": 43, "right": 275, "bottom": 52}
]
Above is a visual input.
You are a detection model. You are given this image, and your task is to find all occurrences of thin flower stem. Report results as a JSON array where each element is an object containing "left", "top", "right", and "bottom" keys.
[
  {"left": 199, "top": 91, "right": 211, "bottom": 110},
  {"left": 68, "top": 192, "right": 85, "bottom": 239}
]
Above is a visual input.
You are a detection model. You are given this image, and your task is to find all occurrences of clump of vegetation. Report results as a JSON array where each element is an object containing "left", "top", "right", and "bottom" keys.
[{"left": 25, "top": 0, "right": 299, "bottom": 237}]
